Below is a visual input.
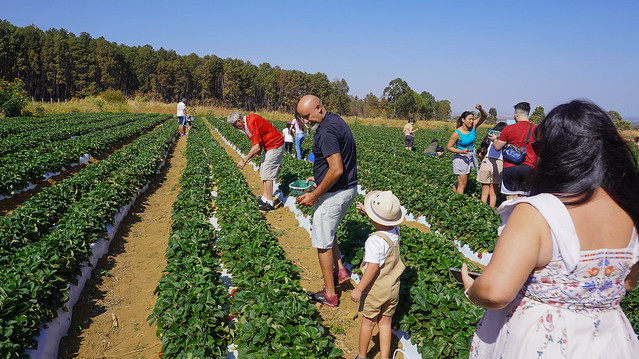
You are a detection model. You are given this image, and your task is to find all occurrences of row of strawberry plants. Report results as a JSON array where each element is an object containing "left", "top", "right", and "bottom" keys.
[
  {"left": 0, "top": 113, "right": 99, "bottom": 137},
  {"left": 149, "top": 117, "right": 231, "bottom": 357},
  {"left": 205, "top": 121, "right": 343, "bottom": 357},
  {"left": 0, "top": 113, "right": 168, "bottom": 196},
  {"left": 213, "top": 117, "right": 499, "bottom": 253},
  {"left": 0, "top": 118, "right": 176, "bottom": 357},
  {"left": 211, "top": 117, "right": 492, "bottom": 357},
  {"left": 0, "top": 113, "right": 145, "bottom": 157},
  {"left": 333, "top": 202, "right": 485, "bottom": 358},
  {"left": 0, "top": 116, "right": 173, "bottom": 259}
]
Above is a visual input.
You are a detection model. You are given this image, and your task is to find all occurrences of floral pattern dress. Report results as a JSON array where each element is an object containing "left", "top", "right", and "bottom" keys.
[{"left": 470, "top": 194, "right": 639, "bottom": 359}]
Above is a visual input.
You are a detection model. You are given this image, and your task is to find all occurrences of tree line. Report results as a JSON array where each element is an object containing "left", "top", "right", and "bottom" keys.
[{"left": 1, "top": 19, "right": 454, "bottom": 119}]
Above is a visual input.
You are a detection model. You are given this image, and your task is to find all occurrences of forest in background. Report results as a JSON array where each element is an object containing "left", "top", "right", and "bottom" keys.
[{"left": 0, "top": 20, "right": 456, "bottom": 121}]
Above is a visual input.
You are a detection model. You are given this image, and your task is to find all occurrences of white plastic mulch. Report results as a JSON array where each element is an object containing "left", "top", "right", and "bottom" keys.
[{"left": 22, "top": 139, "right": 175, "bottom": 358}]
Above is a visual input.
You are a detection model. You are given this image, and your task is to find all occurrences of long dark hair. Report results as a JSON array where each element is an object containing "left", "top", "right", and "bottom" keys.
[
  {"left": 529, "top": 100, "right": 639, "bottom": 226},
  {"left": 478, "top": 122, "right": 507, "bottom": 158},
  {"left": 456, "top": 111, "right": 473, "bottom": 128}
]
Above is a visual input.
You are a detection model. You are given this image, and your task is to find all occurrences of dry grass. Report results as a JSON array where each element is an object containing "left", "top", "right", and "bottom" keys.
[{"left": 35, "top": 97, "right": 639, "bottom": 138}]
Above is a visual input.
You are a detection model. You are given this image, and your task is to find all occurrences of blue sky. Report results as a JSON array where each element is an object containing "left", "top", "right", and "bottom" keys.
[{"left": 3, "top": 0, "right": 639, "bottom": 119}]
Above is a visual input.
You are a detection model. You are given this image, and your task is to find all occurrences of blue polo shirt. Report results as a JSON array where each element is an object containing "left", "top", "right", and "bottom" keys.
[{"left": 312, "top": 112, "right": 358, "bottom": 192}]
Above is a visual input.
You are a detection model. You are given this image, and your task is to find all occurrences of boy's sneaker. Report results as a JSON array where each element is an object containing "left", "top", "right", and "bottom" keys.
[
  {"left": 336, "top": 268, "right": 351, "bottom": 284},
  {"left": 308, "top": 289, "right": 338, "bottom": 307}
]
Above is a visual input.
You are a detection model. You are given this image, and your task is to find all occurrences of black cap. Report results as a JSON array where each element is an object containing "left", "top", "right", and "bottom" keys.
[{"left": 514, "top": 102, "right": 530, "bottom": 113}]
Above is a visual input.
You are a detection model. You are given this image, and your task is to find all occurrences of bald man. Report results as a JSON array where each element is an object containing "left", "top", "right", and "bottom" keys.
[{"left": 297, "top": 95, "right": 358, "bottom": 307}]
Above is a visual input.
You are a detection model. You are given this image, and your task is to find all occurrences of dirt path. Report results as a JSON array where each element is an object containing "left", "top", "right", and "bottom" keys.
[
  {"left": 207, "top": 122, "right": 428, "bottom": 359},
  {"left": 58, "top": 135, "right": 186, "bottom": 359}
]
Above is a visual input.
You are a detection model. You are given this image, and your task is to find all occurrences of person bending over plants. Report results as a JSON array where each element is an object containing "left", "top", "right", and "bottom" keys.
[{"left": 352, "top": 190, "right": 405, "bottom": 359}]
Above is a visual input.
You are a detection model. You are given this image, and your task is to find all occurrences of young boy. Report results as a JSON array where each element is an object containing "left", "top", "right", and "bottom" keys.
[{"left": 351, "top": 190, "right": 405, "bottom": 359}]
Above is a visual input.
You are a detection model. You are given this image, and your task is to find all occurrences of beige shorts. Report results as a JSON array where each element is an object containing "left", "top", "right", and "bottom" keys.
[
  {"left": 477, "top": 157, "right": 503, "bottom": 184},
  {"left": 260, "top": 145, "right": 284, "bottom": 181},
  {"left": 311, "top": 186, "right": 357, "bottom": 249},
  {"left": 358, "top": 281, "right": 400, "bottom": 318}
]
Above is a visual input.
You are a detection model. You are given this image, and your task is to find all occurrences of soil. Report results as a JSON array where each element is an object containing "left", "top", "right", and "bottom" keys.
[
  {"left": 207, "top": 121, "right": 426, "bottom": 359},
  {"left": 55, "top": 119, "right": 431, "bottom": 359},
  {"left": 57, "top": 135, "right": 187, "bottom": 359}
]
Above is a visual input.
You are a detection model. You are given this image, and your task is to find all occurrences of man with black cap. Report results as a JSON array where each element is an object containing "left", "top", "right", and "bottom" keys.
[{"left": 493, "top": 102, "right": 537, "bottom": 199}]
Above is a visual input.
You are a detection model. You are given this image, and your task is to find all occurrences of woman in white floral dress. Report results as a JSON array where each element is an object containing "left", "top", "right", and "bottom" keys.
[{"left": 461, "top": 100, "right": 639, "bottom": 358}]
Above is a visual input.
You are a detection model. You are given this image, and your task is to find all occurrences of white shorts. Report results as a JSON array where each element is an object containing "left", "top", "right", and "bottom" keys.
[
  {"left": 311, "top": 186, "right": 357, "bottom": 249},
  {"left": 260, "top": 145, "right": 284, "bottom": 181}
]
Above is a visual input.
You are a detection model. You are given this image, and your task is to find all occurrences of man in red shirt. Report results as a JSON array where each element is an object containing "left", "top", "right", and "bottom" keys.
[
  {"left": 493, "top": 102, "right": 537, "bottom": 200},
  {"left": 227, "top": 112, "right": 284, "bottom": 211}
]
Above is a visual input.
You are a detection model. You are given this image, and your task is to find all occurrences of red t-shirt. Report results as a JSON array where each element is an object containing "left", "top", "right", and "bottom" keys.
[
  {"left": 243, "top": 114, "right": 284, "bottom": 151},
  {"left": 498, "top": 121, "right": 537, "bottom": 168}
]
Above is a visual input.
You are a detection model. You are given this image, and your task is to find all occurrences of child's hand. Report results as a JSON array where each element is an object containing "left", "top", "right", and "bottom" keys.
[
  {"left": 350, "top": 288, "right": 363, "bottom": 302},
  {"left": 355, "top": 201, "right": 366, "bottom": 214}
]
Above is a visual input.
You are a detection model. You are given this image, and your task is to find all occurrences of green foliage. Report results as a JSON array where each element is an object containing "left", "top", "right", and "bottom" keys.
[
  {"left": 100, "top": 88, "right": 127, "bottom": 103},
  {"left": 607, "top": 110, "right": 622, "bottom": 122},
  {"left": 0, "top": 77, "right": 29, "bottom": 117},
  {"left": 0, "top": 113, "right": 168, "bottom": 196},
  {"left": 203, "top": 118, "right": 343, "bottom": 357},
  {"left": 0, "top": 116, "right": 175, "bottom": 356},
  {"left": 529, "top": 106, "right": 545, "bottom": 125},
  {"left": 614, "top": 120, "right": 632, "bottom": 130},
  {"left": 149, "top": 118, "right": 230, "bottom": 357},
  {"left": 488, "top": 107, "right": 498, "bottom": 124},
  {"left": 214, "top": 117, "right": 498, "bottom": 358}
]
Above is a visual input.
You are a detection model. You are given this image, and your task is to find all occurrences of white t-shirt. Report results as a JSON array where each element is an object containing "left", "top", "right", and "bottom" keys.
[
  {"left": 486, "top": 142, "right": 503, "bottom": 160},
  {"left": 363, "top": 226, "right": 400, "bottom": 266},
  {"left": 282, "top": 128, "right": 293, "bottom": 143},
  {"left": 177, "top": 102, "right": 186, "bottom": 117}
]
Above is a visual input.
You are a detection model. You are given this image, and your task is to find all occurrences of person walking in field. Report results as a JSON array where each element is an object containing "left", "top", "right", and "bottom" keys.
[
  {"left": 493, "top": 102, "right": 537, "bottom": 200},
  {"left": 446, "top": 104, "right": 488, "bottom": 194},
  {"left": 177, "top": 98, "right": 188, "bottom": 137},
  {"left": 297, "top": 94, "right": 358, "bottom": 307},
  {"left": 227, "top": 112, "right": 284, "bottom": 211},
  {"left": 352, "top": 190, "right": 405, "bottom": 359},
  {"left": 282, "top": 122, "right": 294, "bottom": 154},
  {"left": 293, "top": 113, "right": 310, "bottom": 160},
  {"left": 403, "top": 117, "right": 418, "bottom": 150}
]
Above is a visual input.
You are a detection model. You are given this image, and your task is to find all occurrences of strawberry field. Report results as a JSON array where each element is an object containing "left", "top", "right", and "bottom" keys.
[{"left": 1, "top": 113, "right": 638, "bottom": 358}]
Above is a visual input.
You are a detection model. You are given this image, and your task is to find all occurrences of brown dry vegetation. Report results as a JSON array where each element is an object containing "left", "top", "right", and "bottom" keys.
[{"left": 38, "top": 97, "right": 639, "bottom": 138}]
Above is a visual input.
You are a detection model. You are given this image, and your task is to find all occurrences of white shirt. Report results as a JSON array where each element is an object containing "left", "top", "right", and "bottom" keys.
[
  {"left": 363, "top": 226, "right": 400, "bottom": 266},
  {"left": 282, "top": 128, "right": 293, "bottom": 143},
  {"left": 177, "top": 102, "right": 186, "bottom": 117}
]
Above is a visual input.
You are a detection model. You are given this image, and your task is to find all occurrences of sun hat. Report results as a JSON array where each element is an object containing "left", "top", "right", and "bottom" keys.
[{"left": 363, "top": 191, "right": 404, "bottom": 226}]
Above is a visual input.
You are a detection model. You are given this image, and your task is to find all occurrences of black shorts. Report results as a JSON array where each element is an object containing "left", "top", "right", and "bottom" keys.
[
  {"left": 404, "top": 135, "right": 414, "bottom": 148},
  {"left": 501, "top": 164, "right": 534, "bottom": 195}
]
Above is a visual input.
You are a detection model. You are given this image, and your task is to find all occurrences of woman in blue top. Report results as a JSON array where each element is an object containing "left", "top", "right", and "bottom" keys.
[{"left": 446, "top": 104, "right": 488, "bottom": 194}]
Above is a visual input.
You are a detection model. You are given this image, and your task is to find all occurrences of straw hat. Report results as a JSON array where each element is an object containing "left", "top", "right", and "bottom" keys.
[{"left": 364, "top": 191, "right": 403, "bottom": 226}]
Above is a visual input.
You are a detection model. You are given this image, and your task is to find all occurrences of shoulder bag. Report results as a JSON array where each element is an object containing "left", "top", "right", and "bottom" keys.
[{"left": 502, "top": 123, "right": 532, "bottom": 164}]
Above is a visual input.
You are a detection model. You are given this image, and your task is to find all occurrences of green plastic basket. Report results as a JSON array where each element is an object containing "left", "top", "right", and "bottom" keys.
[{"left": 289, "top": 180, "right": 314, "bottom": 197}]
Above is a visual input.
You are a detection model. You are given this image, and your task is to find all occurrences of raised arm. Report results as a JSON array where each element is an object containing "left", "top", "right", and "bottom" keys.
[{"left": 474, "top": 104, "right": 488, "bottom": 129}]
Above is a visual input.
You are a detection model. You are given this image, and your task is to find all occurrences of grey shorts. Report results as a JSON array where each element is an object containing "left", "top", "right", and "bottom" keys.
[
  {"left": 177, "top": 116, "right": 186, "bottom": 125},
  {"left": 404, "top": 135, "right": 414, "bottom": 148},
  {"left": 452, "top": 152, "right": 476, "bottom": 175},
  {"left": 260, "top": 145, "right": 284, "bottom": 181},
  {"left": 311, "top": 186, "right": 357, "bottom": 249}
]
